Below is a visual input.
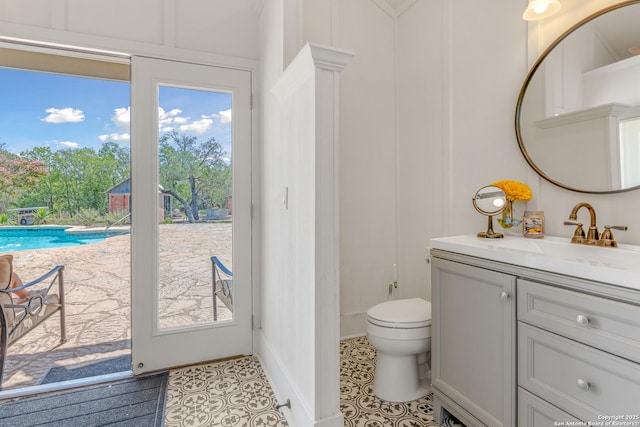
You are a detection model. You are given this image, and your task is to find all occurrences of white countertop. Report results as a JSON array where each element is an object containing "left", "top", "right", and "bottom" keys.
[{"left": 430, "top": 235, "right": 640, "bottom": 291}]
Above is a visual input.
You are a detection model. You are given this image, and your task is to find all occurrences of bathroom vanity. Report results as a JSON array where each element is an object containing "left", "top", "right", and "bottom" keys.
[{"left": 429, "top": 235, "right": 640, "bottom": 427}]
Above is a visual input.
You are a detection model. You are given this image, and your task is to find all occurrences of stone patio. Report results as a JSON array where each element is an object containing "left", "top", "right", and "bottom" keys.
[{"left": 2, "top": 222, "right": 232, "bottom": 390}]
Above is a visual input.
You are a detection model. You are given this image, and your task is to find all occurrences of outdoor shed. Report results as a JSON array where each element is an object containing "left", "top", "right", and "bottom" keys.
[
  {"left": 106, "top": 178, "right": 170, "bottom": 220},
  {"left": 106, "top": 178, "right": 131, "bottom": 214}
]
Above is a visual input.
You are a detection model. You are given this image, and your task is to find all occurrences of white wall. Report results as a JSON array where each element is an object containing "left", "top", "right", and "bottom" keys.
[
  {"left": 0, "top": 0, "right": 258, "bottom": 62},
  {"left": 442, "top": 0, "right": 530, "bottom": 234},
  {"left": 336, "top": 0, "right": 399, "bottom": 337},
  {"left": 396, "top": 0, "right": 444, "bottom": 305},
  {"left": 334, "top": 0, "right": 529, "bottom": 337}
]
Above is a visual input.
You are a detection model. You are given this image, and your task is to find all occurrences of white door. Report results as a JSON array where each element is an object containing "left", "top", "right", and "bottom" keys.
[{"left": 130, "top": 56, "right": 252, "bottom": 374}]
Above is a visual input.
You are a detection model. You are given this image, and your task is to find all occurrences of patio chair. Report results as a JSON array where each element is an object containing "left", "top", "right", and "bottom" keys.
[
  {"left": 0, "top": 254, "right": 66, "bottom": 389},
  {"left": 211, "top": 256, "right": 232, "bottom": 321}
]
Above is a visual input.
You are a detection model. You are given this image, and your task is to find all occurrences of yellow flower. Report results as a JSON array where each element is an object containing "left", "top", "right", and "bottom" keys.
[{"left": 491, "top": 180, "right": 532, "bottom": 202}]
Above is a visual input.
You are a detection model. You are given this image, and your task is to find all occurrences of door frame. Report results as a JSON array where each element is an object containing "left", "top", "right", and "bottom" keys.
[{"left": 130, "top": 55, "right": 254, "bottom": 374}]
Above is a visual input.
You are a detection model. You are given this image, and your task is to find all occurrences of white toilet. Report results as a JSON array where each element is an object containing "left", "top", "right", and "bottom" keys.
[{"left": 366, "top": 297, "right": 432, "bottom": 402}]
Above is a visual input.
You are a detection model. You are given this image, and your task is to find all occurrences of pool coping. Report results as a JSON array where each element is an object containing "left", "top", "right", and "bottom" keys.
[{"left": 0, "top": 225, "right": 130, "bottom": 235}]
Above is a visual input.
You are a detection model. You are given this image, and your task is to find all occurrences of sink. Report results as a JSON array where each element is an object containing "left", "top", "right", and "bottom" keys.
[
  {"left": 487, "top": 236, "right": 640, "bottom": 265},
  {"left": 430, "top": 235, "right": 640, "bottom": 290}
]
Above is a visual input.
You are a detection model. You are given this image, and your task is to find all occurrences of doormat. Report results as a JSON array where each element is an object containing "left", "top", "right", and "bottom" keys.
[
  {"left": 40, "top": 355, "right": 131, "bottom": 384},
  {"left": 0, "top": 372, "right": 168, "bottom": 427}
]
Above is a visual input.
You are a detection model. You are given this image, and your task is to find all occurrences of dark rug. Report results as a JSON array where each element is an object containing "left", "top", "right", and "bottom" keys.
[
  {"left": 0, "top": 372, "right": 168, "bottom": 427},
  {"left": 40, "top": 355, "right": 132, "bottom": 384}
]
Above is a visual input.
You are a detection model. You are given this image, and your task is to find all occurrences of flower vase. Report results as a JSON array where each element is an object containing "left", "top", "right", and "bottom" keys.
[{"left": 497, "top": 200, "right": 521, "bottom": 230}]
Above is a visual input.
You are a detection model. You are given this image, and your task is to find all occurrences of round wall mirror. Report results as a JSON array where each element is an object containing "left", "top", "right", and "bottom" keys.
[
  {"left": 473, "top": 186, "right": 507, "bottom": 238},
  {"left": 515, "top": 0, "right": 640, "bottom": 193}
]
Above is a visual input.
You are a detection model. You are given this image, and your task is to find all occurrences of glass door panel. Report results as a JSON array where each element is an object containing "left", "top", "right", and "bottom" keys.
[{"left": 157, "top": 86, "right": 234, "bottom": 329}]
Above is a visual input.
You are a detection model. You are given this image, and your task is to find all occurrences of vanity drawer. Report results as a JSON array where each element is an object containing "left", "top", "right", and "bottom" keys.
[
  {"left": 517, "top": 279, "right": 640, "bottom": 363},
  {"left": 518, "top": 387, "right": 581, "bottom": 427},
  {"left": 518, "top": 322, "right": 640, "bottom": 420}
]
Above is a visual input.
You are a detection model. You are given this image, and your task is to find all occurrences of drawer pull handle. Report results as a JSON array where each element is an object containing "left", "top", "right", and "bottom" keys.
[
  {"left": 576, "top": 315, "right": 590, "bottom": 326},
  {"left": 500, "top": 292, "right": 510, "bottom": 301},
  {"left": 577, "top": 378, "right": 590, "bottom": 391}
]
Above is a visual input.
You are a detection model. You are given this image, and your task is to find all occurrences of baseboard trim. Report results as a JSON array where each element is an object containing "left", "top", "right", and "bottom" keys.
[
  {"left": 340, "top": 332, "right": 366, "bottom": 340},
  {"left": 340, "top": 311, "right": 368, "bottom": 338},
  {"left": 256, "top": 330, "right": 344, "bottom": 427}
]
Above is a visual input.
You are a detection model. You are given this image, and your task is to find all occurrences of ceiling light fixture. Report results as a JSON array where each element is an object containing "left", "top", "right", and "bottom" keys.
[{"left": 523, "top": 0, "right": 561, "bottom": 21}]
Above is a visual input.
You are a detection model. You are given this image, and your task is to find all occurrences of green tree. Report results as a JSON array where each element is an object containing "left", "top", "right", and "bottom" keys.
[
  {"left": 200, "top": 165, "right": 232, "bottom": 210},
  {"left": 159, "top": 130, "right": 227, "bottom": 223},
  {"left": 18, "top": 142, "right": 130, "bottom": 215}
]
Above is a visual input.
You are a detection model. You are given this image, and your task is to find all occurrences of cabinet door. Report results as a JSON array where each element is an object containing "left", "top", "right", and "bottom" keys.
[{"left": 431, "top": 257, "right": 516, "bottom": 427}]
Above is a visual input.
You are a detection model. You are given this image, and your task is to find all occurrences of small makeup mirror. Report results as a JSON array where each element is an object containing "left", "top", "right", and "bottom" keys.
[{"left": 473, "top": 185, "right": 507, "bottom": 238}]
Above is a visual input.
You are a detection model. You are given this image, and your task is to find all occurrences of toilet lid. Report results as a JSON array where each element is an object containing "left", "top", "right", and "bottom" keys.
[{"left": 367, "top": 298, "right": 431, "bottom": 328}]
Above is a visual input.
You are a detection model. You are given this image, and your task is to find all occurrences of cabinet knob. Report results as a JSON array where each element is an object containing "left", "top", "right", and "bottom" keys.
[
  {"left": 577, "top": 378, "right": 590, "bottom": 391},
  {"left": 576, "top": 314, "right": 590, "bottom": 326},
  {"left": 500, "top": 292, "right": 510, "bottom": 301}
]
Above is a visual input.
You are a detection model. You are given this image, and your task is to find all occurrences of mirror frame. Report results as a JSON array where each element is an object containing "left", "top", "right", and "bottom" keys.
[
  {"left": 472, "top": 186, "right": 506, "bottom": 216},
  {"left": 515, "top": 0, "right": 640, "bottom": 194},
  {"left": 472, "top": 185, "right": 507, "bottom": 239}
]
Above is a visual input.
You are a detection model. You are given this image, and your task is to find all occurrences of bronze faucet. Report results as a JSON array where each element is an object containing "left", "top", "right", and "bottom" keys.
[
  {"left": 564, "top": 203, "right": 627, "bottom": 247},
  {"left": 568, "top": 202, "right": 599, "bottom": 244}
]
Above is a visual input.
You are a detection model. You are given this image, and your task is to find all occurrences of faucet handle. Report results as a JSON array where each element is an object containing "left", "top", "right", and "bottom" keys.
[
  {"left": 598, "top": 225, "right": 628, "bottom": 248},
  {"left": 564, "top": 220, "right": 586, "bottom": 244},
  {"left": 564, "top": 220, "right": 587, "bottom": 243}
]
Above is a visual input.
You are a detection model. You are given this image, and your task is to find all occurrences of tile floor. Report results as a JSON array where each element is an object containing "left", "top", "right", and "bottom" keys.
[
  {"left": 164, "top": 337, "right": 463, "bottom": 426},
  {"left": 164, "top": 356, "right": 285, "bottom": 427}
]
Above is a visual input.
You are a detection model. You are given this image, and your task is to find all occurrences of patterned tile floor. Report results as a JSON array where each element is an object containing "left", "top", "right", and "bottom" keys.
[
  {"left": 164, "top": 356, "right": 286, "bottom": 427},
  {"left": 164, "top": 337, "right": 463, "bottom": 426}
]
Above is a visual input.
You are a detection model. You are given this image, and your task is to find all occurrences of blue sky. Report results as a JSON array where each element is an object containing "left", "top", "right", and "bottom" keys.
[{"left": 0, "top": 67, "right": 233, "bottom": 157}]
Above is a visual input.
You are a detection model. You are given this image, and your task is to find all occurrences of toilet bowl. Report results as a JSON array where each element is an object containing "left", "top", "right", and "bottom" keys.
[{"left": 366, "top": 297, "right": 431, "bottom": 402}]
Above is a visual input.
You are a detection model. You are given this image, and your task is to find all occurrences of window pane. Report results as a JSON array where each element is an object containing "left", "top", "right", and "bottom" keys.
[{"left": 157, "top": 85, "right": 233, "bottom": 329}]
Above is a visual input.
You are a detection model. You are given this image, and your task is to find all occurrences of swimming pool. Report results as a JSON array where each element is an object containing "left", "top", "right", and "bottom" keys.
[{"left": 0, "top": 227, "right": 116, "bottom": 252}]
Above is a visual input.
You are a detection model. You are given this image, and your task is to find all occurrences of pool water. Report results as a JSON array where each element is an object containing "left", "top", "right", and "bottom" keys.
[{"left": 0, "top": 227, "right": 113, "bottom": 252}]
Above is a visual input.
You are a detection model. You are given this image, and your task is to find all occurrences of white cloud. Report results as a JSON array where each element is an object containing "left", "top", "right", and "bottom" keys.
[
  {"left": 158, "top": 107, "right": 187, "bottom": 132},
  {"left": 99, "top": 133, "right": 130, "bottom": 142},
  {"left": 42, "top": 107, "right": 85, "bottom": 123},
  {"left": 59, "top": 141, "right": 79, "bottom": 149},
  {"left": 210, "top": 109, "right": 232, "bottom": 126},
  {"left": 113, "top": 107, "right": 130, "bottom": 130},
  {"left": 219, "top": 109, "right": 232, "bottom": 124},
  {"left": 156, "top": 106, "right": 230, "bottom": 136},
  {"left": 179, "top": 117, "right": 213, "bottom": 134},
  {"left": 159, "top": 107, "right": 183, "bottom": 122},
  {"left": 96, "top": 107, "right": 130, "bottom": 143}
]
